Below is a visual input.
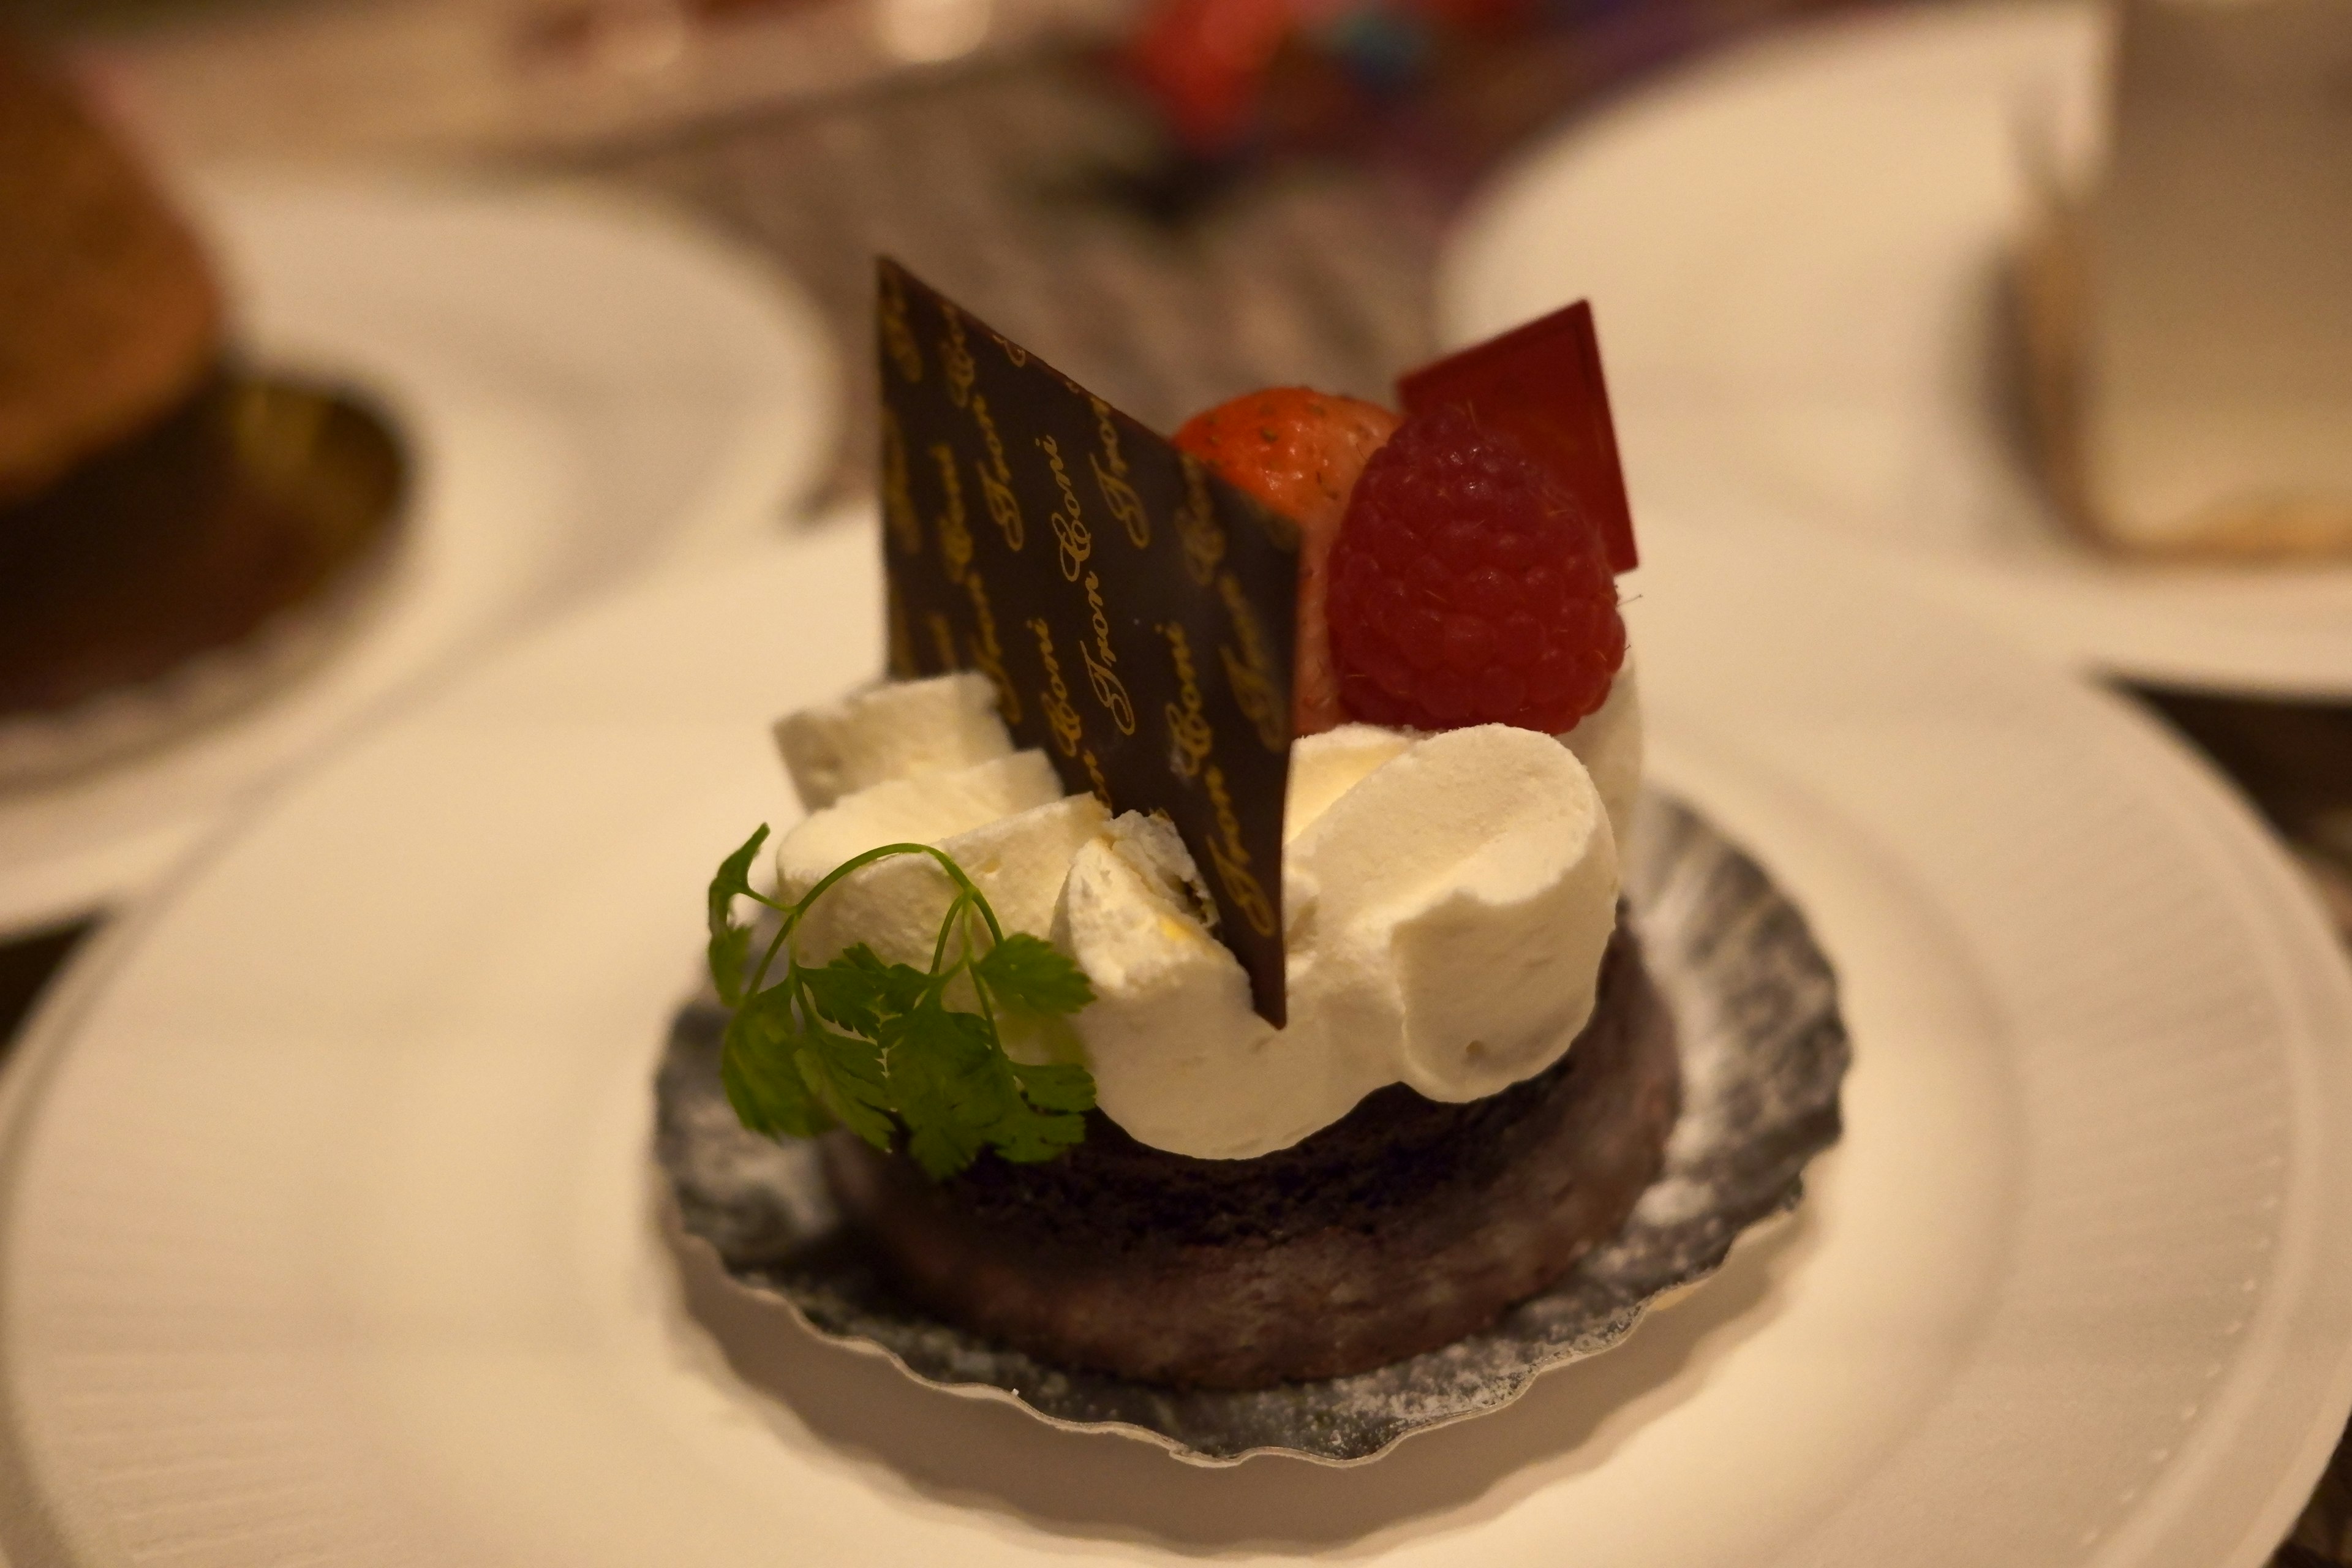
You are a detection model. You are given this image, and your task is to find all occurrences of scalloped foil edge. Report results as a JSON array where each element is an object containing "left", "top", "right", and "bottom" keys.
[
  {"left": 658, "top": 1191, "right": 1800, "bottom": 1469},
  {"left": 657, "top": 793, "right": 1849, "bottom": 1464}
]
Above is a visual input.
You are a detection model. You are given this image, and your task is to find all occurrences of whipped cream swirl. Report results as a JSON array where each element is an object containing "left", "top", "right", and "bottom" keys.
[{"left": 769, "top": 665, "right": 1640, "bottom": 1159}]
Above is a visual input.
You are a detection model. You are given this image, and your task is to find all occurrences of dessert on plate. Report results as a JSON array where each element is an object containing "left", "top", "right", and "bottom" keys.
[
  {"left": 695, "top": 262, "right": 1697, "bottom": 1391},
  {"left": 0, "top": 39, "right": 404, "bottom": 780},
  {"left": 2016, "top": 0, "right": 2352, "bottom": 559}
]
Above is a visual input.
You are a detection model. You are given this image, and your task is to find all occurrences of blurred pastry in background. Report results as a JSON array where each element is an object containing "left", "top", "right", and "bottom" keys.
[
  {"left": 2017, "top": 0, "right": 2352, "bottom": 561},
  {"left": 0, "top": 38, "right": 405, "bottom": 783},
  {"left": 0, "top": 38, "right": 220, "bottom": 511}
]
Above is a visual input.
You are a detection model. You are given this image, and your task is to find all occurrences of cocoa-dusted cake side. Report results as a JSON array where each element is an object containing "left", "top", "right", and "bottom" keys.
[{"left": 822, "top": 920, "right": 1679, "bottom": 1389}]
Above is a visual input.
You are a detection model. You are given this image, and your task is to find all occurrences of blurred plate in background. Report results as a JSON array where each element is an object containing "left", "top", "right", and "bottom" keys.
[
  {"left": 75, "top": 0, "right": 1128, "bottom": 161},
  {"left": 1439, "top": 0, "right": 2352, "bottom": 698},
  {"left": 0, "top": 171, "right": 838, "bottom": 938}
]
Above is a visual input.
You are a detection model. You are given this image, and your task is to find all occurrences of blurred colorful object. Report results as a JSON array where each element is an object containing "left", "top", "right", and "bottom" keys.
[
  {"left": 1123, "top": 0, "right": 1864, "bottom": 159},
  {"left": 1129, "top": 0, "right": 1492, "bottom": 151},
  {"left": 1124, "top": 0, "right": 1294, "bottom": 149}
]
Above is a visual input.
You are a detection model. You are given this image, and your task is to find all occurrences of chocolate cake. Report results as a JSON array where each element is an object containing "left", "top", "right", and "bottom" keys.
[
  {"left": 688, "top": 273, "right": 1679, "bottom": 1401},
  {"left": 821, "top": 921, "right": 1678, "bottom": 1389}
]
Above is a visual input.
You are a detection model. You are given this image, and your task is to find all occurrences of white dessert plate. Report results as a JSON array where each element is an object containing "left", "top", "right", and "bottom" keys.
[
  {"left": 1439, "top": 0, "right": 2352, "bottom": 698},
  {"left": 2, "top": 513, "right": 2350, "bottom": 1567},
  {"left": 0, "top": 170, "right": 837, "bottom": 939}
]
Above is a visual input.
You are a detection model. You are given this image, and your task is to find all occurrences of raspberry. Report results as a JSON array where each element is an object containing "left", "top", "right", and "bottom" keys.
[
  {"left": 1174, "top": 387, "right": 1400, "bottom": 736},
  {"left": 1325, "top": 404, "right": 1624, "bottom": 733}
]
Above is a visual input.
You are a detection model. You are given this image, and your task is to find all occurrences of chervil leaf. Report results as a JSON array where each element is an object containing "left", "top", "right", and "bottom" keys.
[
  {"left": 720, "top": 987, "right": 828, "bottom": 1138},
  {"left": 989, "top": 1102, "right": 1089, "bottom": 1164},
  {"left": 707, "top": 825, "right": 768, "bottom": 925},
  {"left": 794, "top": 1025, "right": 895, "bottom": 1151},
  {"left": 884, "top": 1006, "right": 1093, "bottom": 1170},
  {"left": 799, "top": 957, "right": 885, "bottom": 1038},
  {"left": 701, "top": 832, "right": 1103, "bottom": 1177},
  {"left": 1011, "top": 1060, "right": 1098, "bottom": 1115},
  {"left": 902, "top": 1119, "right": 987, "bottom": 1181},
  {"left": 721, "top": 1033, "right": 829, "bottom": 1139},
  {"left": 974, "top": 933, "right": 1095, "bottom": 1017},
  {"left": 722, "top": 979, "right": 796, "bottom": 1060},
  {"left": 836, "top": 944, "right": 931, "bottom": 1016},
  {"left": 882, "top": 1005, "right": 1007, "bottom": 1178},
  {"left": 883, "top": 1004, "right": 1010, "bottom": 1118},
  {"left": 706, "top": 825, "right": 771, "bottom": 1008},
  {"left": 710, "top": 927, "right": 755, "bottom": 1011},
  {"left": 990, "top": 1058, "right": 1093, "bottom": 1163}
]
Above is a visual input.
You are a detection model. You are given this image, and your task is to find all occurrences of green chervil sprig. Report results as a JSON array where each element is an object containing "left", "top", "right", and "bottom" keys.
[{"left": 706, "top": 825, "right": 1099, "bottom": 1179}]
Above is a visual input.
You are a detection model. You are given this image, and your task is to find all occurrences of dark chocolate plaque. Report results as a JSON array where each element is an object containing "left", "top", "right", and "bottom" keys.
[{"left": 875, "top": 258, "right": 1298, "bottom": 1023}]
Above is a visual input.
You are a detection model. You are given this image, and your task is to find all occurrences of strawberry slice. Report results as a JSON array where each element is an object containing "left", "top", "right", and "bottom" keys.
[{"left": 1173, "top": 386, "right": 1399, "bottom": 736}]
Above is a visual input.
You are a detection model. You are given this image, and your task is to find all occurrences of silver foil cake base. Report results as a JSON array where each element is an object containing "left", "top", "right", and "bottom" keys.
[{"left": 654, "top": 794, "right": 1849, "bottom": 1464}]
